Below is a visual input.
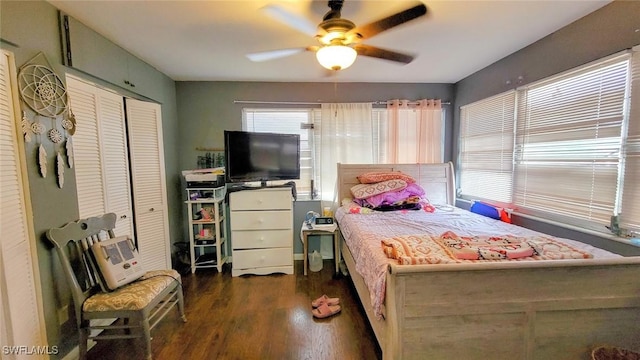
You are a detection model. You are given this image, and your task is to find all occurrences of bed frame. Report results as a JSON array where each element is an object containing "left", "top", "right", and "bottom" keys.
[{"left": 337, "top": 162, "right": 640, "bottom": 360}]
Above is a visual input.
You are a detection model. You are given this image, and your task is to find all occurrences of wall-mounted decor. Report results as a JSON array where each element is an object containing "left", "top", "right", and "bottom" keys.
[
  {"left": 66, "top": 137, "right": 74, "bottom": 168},
  {"left": 16, "top": 52, "right": 74, "bottom": 185},
  {"left": 56, "top": 152, "right": 64, "bottom": 188},
  {"left": 38, "top": 144, "right": 47, "bottom": 178},
  {"left": 17, "top": 53, "right": 67, "bottom": 118},
  {"left": 63, "top": 97, "right": 76, "bottom": 136},
  {"left": 21, "top": 111, "right": 33, "bottom": 142}
]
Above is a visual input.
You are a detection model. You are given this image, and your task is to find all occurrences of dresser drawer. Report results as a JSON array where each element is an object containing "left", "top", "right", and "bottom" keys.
[
  {"left": 230, "top": 210, "right": 291, "bottom": 231},
  {"left": 233, "top": 248, "right": 292, "bottom": 269},
  {"left": 230, "top": 188, "right": 292, "bottom": 211},
  {"left": 232, "top": 229, "right": 291, "bottom": 249}
]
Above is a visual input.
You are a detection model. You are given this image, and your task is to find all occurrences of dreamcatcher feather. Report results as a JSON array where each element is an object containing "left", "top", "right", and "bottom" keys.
[
  {"left": 57, "top": 152, "right": 64, "bottom": 188},
  {"left": 38, "top": 144, "right": 47, "bottom": 178},
  {"left": 66, "top": 136, "right": 74, "bottom": 168},
  {"left": 21, "top": 111, "right": 33, "bottom": 142}
]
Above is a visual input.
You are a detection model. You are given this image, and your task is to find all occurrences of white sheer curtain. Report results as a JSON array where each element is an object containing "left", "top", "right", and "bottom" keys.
[
  {"left": 386, "top": 99, "right": 443, "bottom": 163},
  {"left": 315, "top": 103, "right": 373, "bottom": 201}
]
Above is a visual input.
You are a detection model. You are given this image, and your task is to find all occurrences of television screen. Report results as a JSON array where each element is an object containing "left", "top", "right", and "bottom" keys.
[{"left": 224, "top": 130, "right": 300, "bottom": 184}]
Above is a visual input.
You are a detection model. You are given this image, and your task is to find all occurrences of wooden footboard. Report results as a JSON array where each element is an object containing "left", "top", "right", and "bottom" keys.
[{"left": 347, "top": 253, "right": 640, "bottom": 360}]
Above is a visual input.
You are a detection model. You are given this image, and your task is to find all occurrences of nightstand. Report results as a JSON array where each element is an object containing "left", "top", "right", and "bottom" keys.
[{"left": 300, "top": 222, "right": 340, "bottom": 276}]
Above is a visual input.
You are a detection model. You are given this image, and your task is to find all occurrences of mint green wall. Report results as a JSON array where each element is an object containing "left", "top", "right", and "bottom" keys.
[
  {"left": 1, "top": 1, "right": 181, "bottom": 358},
  {"left": 175, "top": 81, "right": 455, "bottom": 171}
]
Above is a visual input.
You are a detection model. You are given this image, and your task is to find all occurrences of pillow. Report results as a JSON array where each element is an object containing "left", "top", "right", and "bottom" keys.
[
  {"left": 357, "top": 171, "right": 416, "bottom": 184},
  {"left": 363, "top": 183, "right": 426, "bottom": 208},
  {"left": 351, "top": 179, "right": 407, "bottom": 199}
]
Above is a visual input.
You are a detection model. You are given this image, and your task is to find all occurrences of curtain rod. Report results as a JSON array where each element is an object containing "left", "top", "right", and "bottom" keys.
[{"left": 233, "top": 100, "right": 451, "bottom": 106}]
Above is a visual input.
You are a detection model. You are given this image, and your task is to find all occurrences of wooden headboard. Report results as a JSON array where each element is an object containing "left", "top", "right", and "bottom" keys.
[{"left": 336, "top": 162, "right": 455, "bottom": 206}]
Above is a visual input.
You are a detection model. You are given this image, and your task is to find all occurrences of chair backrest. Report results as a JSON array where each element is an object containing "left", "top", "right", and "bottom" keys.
[{"left": 46, "top": 213, "right": 118, "bottom": 324}]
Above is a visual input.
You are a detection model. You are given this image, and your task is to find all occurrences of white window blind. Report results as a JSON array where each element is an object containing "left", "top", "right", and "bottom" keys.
[
  {"left": 459, "top": 91, "right": 515, "bottom": 203},
  {"left": 514, "top": 54, "right": 630, "bottom": 227},
  {"left": 243, "top": 109, "right": 315, "bottom": 198},
  {"left": 620, "top": 47, "right": 640, "bottom": 232}
]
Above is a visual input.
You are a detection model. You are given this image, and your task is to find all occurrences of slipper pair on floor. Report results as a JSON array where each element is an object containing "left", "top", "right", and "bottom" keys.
[{"left": 311, "top": 295, "right": 341, "bottom": 319}]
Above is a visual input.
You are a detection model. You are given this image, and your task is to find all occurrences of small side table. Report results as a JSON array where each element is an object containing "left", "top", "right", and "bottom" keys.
[{"left": 300, "top": 222, "right": 340, "bottom": 276}]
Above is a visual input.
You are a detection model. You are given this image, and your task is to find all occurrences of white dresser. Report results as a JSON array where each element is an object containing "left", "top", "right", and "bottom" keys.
[{"left": 229, "top": 187, "right": 294, "bottom": 276}]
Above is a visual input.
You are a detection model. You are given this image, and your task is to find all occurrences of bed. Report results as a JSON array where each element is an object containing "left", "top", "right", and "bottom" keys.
[{"left": 336, "top": 162, "right": 640, "bottom": 360}]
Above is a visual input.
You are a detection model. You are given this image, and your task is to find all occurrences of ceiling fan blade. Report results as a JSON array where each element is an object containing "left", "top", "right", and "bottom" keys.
[
  {"left": 353, "top": 44, "right": 414, "bottom": 64},
  {"left": 261, "top": 4, "right": 318, "bottom": 37},
  {"left": 246, "top": 47, "right": 315, "bottom": 62},
  {"left": 348, "top": 3, "right": 427, "bottom": 40}
]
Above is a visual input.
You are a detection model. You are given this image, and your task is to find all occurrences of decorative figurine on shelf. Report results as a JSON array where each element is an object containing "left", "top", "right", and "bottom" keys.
[{"left": 200, "top": 207, "right": 213, "bottom": 221}]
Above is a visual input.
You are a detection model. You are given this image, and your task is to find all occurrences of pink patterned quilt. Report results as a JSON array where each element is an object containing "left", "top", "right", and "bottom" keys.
[{"left": 381, "top": 231, "right": 592, "bottom": 265}]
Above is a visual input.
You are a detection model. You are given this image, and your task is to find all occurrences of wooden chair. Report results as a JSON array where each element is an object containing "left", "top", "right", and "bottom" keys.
[{"left": 46, "top": 213, "right": 187, "bottom": 360}]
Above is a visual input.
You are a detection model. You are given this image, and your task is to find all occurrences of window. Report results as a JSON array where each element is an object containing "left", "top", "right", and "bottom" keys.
[
  {"left": 459, "top": 91, "right": 515, "bottom": 204},
  {"left": 383, "top": 100, "right": 445, "bottom": 164},
  {"left": 515, "top": 54, "right": 629, "bottom": 228},
  {"left": 244, "top": 105, "right": 444, "bottom": 202},
  {"left": 243, "top": 109, "right": 317, "bottom": 199},
  {"left": 459, "top": 50, "right": 638, "bottom": 236},
  {"left": 244, "top": 106, "right": 384, "bottom": 201}
]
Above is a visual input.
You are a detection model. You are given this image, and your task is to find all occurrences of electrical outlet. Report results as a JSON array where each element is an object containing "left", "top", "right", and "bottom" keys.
[{"left": 57, "top": 305, "right": 69, "bottom": 324}]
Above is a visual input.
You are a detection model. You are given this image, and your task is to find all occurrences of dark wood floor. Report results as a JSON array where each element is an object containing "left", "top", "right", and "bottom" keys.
[{"left": 87, "top": 260, "right": 381, "bottom": 360}]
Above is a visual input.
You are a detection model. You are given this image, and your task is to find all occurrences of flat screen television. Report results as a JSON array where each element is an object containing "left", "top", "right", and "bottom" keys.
[{"left": 224, "top": 130, "right": 300, "bottom": 185}]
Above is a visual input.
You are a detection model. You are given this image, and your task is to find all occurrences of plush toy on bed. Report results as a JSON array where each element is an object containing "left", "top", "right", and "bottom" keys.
[{"left": 349, "top": 171, "right": 435, "bottom": 213}]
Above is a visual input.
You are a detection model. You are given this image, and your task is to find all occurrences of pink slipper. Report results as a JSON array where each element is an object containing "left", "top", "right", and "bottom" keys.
[
  {"left": 312, "top": 303, "right": 341, "bottom": 319},
  {"left": 311, "top": 294, "right": 339, "bottom": 308}
]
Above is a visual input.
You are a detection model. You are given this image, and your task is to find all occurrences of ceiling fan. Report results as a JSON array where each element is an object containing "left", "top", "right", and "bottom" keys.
[{"left": 247, "top": 1, "right": 427, "bottom": 71}]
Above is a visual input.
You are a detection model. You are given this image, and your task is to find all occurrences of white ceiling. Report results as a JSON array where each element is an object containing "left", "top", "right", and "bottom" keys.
[{"left": 48, "top": 0, "right": 611, "bottom": 83}]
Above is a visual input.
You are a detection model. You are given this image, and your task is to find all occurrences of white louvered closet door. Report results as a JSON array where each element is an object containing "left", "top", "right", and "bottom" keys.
[
  {"left": 125, "top": 99, "right": 171, "bottom": 270},
  {"left": 66, "top": 76, "right": 134, "bottom": 238},
  {"left": 0, "top": 50, "right": 47, "bottom": 358}
]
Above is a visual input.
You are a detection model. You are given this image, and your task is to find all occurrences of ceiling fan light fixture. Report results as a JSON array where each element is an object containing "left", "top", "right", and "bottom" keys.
[{"left": 316, "top": 45, "right": 357, "bottom": 71}]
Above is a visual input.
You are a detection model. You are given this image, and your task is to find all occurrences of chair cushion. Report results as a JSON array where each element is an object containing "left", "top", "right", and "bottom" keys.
[{"left": 83, "top": 270, "right": 181, "bottom": 312}]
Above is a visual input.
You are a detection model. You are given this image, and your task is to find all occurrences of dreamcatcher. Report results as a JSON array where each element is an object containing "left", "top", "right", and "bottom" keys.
[
  {"left": 18, "top": 53, "right": 74, "bottom": 188},
  {"left": 18, "top": 63, "right": 67, "bottom": 117}
]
